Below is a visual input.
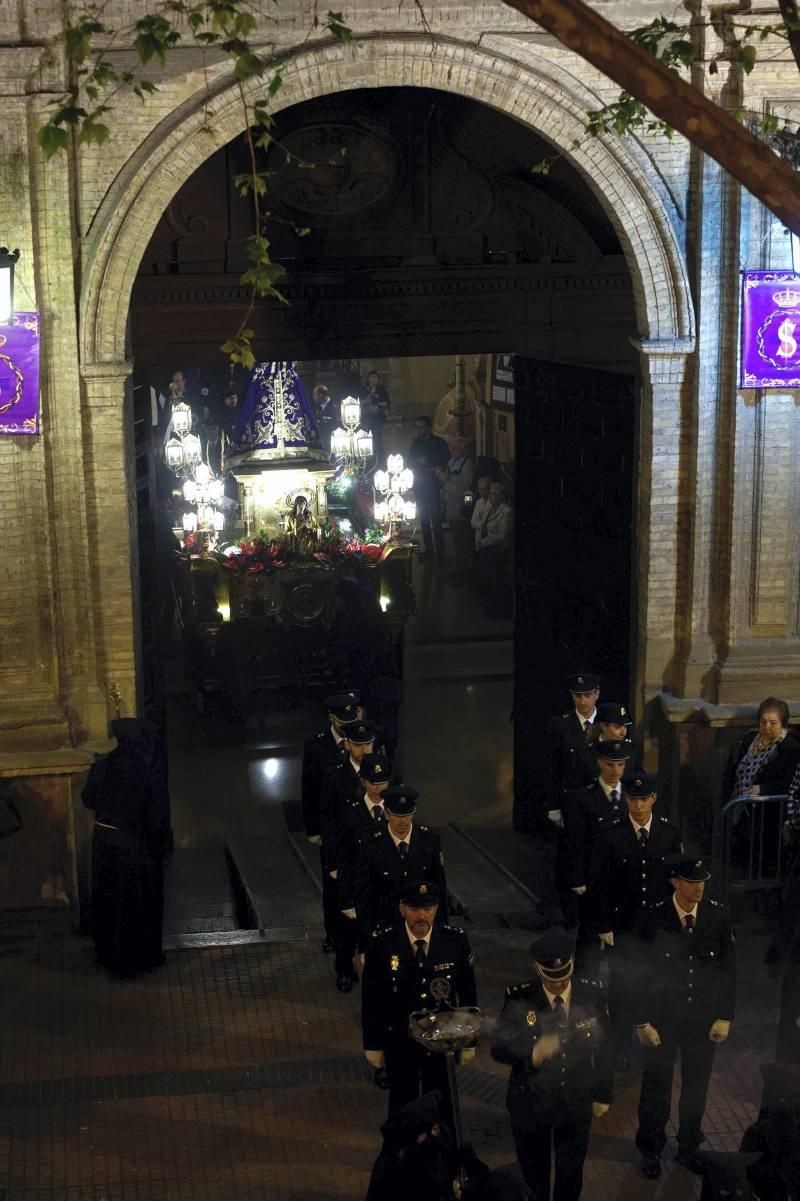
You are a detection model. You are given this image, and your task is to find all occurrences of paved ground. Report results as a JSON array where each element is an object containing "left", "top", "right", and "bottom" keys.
[{"left": 0, "top": 922, "right": 777, "bottom": 1200}]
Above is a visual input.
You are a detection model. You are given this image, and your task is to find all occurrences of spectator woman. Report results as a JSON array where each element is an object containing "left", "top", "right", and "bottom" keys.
[{"left": 721, "top": 697, "right": 800, "bottom": 804}]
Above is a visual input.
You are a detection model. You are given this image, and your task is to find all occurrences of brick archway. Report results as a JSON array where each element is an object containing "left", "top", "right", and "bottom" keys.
[{"left": 80, "top": 35, "right": 694, "bottom": 364}]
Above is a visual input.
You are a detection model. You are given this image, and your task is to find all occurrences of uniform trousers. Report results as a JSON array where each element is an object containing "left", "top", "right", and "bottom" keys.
[
  {"left": 321, "top": 854, "right": 338, "bottom": 942},
  {"left": 335, "top": 911, "right": 359, "bottom": 978},
  {"left": 511, "top": 1109, "right": 592, "bottom": 1201},
  {"left": 384, "top": 1037, "right": 451, "bottom": 1123},
  {"left": 606, "top": 938, "right": 636, "bottom": 1061},
  {"left": 636, "top": 1016, "right": 716, "bottom": 1156}
]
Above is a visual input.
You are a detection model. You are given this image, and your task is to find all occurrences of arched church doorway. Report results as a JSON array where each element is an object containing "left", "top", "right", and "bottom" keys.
[{"left": 129, "top": 85, "right": 639, "bottom": 845}]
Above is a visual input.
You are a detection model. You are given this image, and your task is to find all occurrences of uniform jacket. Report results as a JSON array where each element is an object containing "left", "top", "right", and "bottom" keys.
[
  {"left": 353, "top": 823, "right": 448, "bottom": 938},
  {"left": 318, "top": 758, "right": 364, "bottom": 872},
  {"left": 335, "top": 791, "right": 390, "bottom": 909},
  {"left": 547, "top": 712, "right": 598, "bottom": 799},
  {"left": 633, "top": 897, "right": 736, "bottom": 1027},
  {"left": 362, "top": 923, "right": 477, "bottom": 1052},
  {"left": 491, "top": 976, "right": 613, "bottom": 1127},
  {"left": 301, "top": 727, "right": 346, "bottom": 838},
  {"left": 561, "top": 781, "right": 625, "bottom": 889},
  {"left": 589, "top": 815, "right": 683, "bottom": 934}
]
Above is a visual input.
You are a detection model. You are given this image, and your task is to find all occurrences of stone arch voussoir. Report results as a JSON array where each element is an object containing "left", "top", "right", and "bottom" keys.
[{"left": 80, "top": 34, "right": 695, "bottom": 365}]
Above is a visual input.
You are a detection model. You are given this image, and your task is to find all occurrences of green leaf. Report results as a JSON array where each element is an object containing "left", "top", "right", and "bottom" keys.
[
  {"left": 326, "top": 10, "right": 355, "bottom": 46},
  {"left": 233, "top": 50, "right": 265, "bottom": 80},
  {"left": 65, "top": 28, "right": 92, "bottom": 64},
  {"left": 77, "top": 117, "right": 111, "bottom": 148},
  {"left": 241, "top": 262, "right": 286, "bottom": 294},
  {"left": 221, "top": 330, "right": 256, "bottom": 370},
  {"left": 738, "top": 43, "right": 757, "bottom": 73},
  {"left": 133, "top": 14, "right": 181, "bottom": 66},
  {"left": 37, "top": 122, "right": 70, "bottom": 158}
]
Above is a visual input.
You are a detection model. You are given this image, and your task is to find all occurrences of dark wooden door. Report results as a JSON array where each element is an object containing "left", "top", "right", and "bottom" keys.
[{"left": 512, "top": 357, "right": 636, "bottom": 829}]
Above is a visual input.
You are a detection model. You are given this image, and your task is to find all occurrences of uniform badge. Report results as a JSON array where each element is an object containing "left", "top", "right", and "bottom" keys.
[
  {"left": 430, "top": 977, "right": 452, "bottom": 1001},
  {"left": 526, "top": 1010, "right": 537, "bottom": 1027},
  {"left": 390, "top": 955, "right": 400, "bottom": 971}
]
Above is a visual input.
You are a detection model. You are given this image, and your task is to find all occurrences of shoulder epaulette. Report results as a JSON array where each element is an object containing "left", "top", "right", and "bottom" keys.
[
  {"left": 442, "top": 923, "right": 464, "bottom": 934},
  {"left": 561, "top": 711, "right": 571, "bottom": 719},
  {"left": 418, "top": 823, "right": 430, "bottom": 832},
  {"left": 371, "top": 924, "right": 393, "bottom": 940},
  {"left": 506, "top": 981, "right": 530, "bottom": 998},
  {"left": 576, "top": 976, "right": 603, "bottom": 988},
  {"left": 709, "top": 898, "right": 723, "bottom": 908},
  {"left": 652, "top": 899, "right": 667, "bottom": 910},
  {"left": 658, "top": 816, "right": 669, "bottom": 823}
]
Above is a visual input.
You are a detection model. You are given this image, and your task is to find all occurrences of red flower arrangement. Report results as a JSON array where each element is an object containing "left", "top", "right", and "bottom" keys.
[{"left": 178, "top": 522, "right": 408, "bottom": 572}]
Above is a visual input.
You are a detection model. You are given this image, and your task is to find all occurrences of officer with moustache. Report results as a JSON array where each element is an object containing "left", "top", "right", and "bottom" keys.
[
  {"left": 319, "top": 721, "right": 379, "bottom": 992},
  {"left": 353, "top": 785, "right": 448, "bottom": 943},
  {"left": 633, "top": 856, "right": 736, "bottom": 1179},
  {"left": 362, "top": 880, "right": 477, "bottom": 1121},
  {"left": 491, "top": 932, "right": 613, "bottom": 1201},
  {"left": 559, "top": 739, "right": 630, "bottom": 940},
  {"left": 302, "top": 691, "right": 361, "bottom": 953},
  {"left": 589, "top": 773, "right": 683, "bottom": 1065}
]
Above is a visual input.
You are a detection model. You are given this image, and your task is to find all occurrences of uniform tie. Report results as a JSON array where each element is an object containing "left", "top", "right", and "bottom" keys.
[
  {"left": 414, "top": 939, "right": 427, "bottom": 967},
  {"left": 371, "top": 804, "right": 383, "bottom": 823},
  {"left": 553, "top": 995, "right": 567, "bottom": 1029},
  {"left": 610, "top": 789, "right": 619, "bottom": 806},
  {"left": 583, "top": 720, "right": 592, "bottom": 742},
  {"left": 638, "top": 827, "right": 648, "bottom": 847},
  {"left": 684, "top": 913, "right": 695, "bottom": 933},
  {"left": 397, "top": 842, "right": 409, "bottom": 859}
]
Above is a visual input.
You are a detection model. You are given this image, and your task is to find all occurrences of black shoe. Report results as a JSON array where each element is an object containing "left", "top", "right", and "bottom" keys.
[
  {"left": 640, "top": 1157, "right": 661, "bottom": 1180},
  {"left": 373, "top": 1067, "right": 390, "bottom": 1090},
  {"left": 322, "top": 938, "right": 334, "bottom": 954},
  {"left": 675, "top": 1148, "right": 704, "bottom": 1175},
  {"left": 336, "top": 975, "right": 353, "bottom": 993}
]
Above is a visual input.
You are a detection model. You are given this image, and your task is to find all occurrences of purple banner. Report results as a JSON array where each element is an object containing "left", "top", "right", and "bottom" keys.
[
  {"left": 0, "top": 312, "right": 39, "bottom": 435},
  {"left": 741, "top": 272, "right": 800, "bottom": 389}
]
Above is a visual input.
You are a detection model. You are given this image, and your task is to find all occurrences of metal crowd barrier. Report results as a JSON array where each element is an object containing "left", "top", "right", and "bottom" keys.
[{"left": 714, "top": 792, "right": 789, "bottom": 901}]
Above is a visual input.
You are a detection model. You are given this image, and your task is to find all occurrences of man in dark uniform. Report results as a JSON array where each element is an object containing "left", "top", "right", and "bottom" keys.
[
  {"left": 546, "top": 673, "right": 602, "bottom": 826},
  {"left": 589, "top": 772, "right": 683, "bottom": 1064},
  {"left": 590, "top": 701, "right": 644, "bottom": 771},
  {"left": 362, "top": 880, "right": 478, "bottom": 1121},
  {"left": 353, "top": 785, "right": 448, "bottom": 942},
  {"left": 319, "top": 720, "right": 378, "bottom": 991},
  {"left": 301, "top": 691, "right": 361, "bottom": 953},
  {"left": 312, "top": 385, "right": 339, "bottom": 455},
  {"left": 559, "top": 738, "right": 630, "bottom": 938},
  {"left": 633, "top": 855, "right": 736, "bottom": 1179},
  {"left": 491, "top": 932, "right": 613, "bottom": 1201}
]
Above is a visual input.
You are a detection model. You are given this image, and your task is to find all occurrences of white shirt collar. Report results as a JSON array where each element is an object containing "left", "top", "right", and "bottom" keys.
[
  {"left": 389, "top": 826, "right": 412, "bottom": 847},
  {"left": 576, "top": 709, "right": 597, "bottom": 725},
  {"left": 330, "top": 722, "right": 344, "bottom": 745},
  {"left": 349, "top": 755, "right": 361, "bottom": 773},
  {"left": 542, "top": 981, "right": 572, "bottom": 1014},
  {"left": 630, "top": 815, "right": 653, "bottom": 835},
  {"left": 364, "top": 796, "right": 384, "bottom": 815},
  {"left": 673, "top": 894, "right": 698, "bottom": 923},
  {"left": 406, "top": 922, "right": 432, "bottom": 951},
  {"left": 599, "top": 777, "right": 623, "bottom": 800}
]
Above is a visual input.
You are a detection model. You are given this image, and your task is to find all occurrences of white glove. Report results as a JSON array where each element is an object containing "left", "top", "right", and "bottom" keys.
[
  {"left": 709, "top": 1019, "right": 730, "bottom": 1043},
  {"left": 531, "top": 1033, "right": 560, "bottom": 1067},
  {"left": 459, "top": 1047, "right": 477, "bottom": 1064},
  {"left": 598, "top": 931, "right": 614, "bottom": 949},
  {"left": 592, "top": 1102, "right": 610, "bottom": 1118},
  {"left": 571, "top": 885, "right": 587, "bottom": 895},
  {"left": 547, "top": 809, "right": 563, "bottom": 828},
  {"left": 636, "top": 1023, "right": 661, "bottom": 1048},
  {"left": 307, "top": 834, "right": 321, "bottom": 846},
  {"left": 329, "top": 869, "right": 338, "bottom": 880},
  {"left": 341, "top": 908, "right": 356, "bottom": 919},
  {"left": 365, "top": 1050, "right": 384, "bottom": 1068}
]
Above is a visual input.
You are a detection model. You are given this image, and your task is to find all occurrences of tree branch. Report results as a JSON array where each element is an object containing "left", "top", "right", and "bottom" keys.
[{"left": 502, "top": 0, "right": 800, "bottom": 235}]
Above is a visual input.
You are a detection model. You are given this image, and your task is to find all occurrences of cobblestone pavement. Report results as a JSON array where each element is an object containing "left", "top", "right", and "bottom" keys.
[{"left": 0, "top": 924, "right": 777, "bottom": 1200}]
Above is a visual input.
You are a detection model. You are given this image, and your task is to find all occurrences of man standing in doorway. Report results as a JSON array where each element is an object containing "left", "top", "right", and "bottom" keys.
[{"left": 408, "top": 415, "right": 449, "bottom": 565}]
